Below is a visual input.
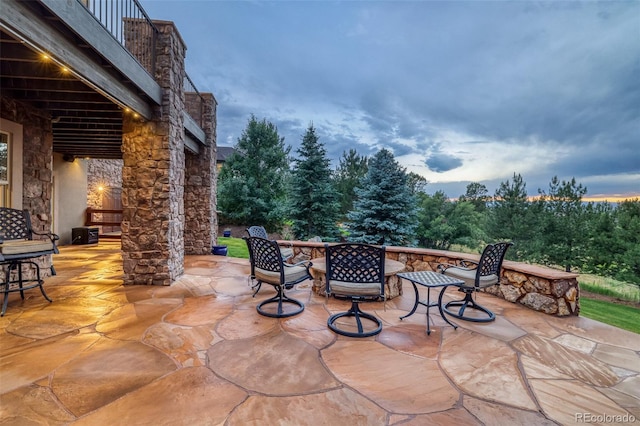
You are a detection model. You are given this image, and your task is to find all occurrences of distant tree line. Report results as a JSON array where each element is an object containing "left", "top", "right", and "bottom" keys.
[{"left": 218, "top": 116, "right": 640, "bottom": 285}]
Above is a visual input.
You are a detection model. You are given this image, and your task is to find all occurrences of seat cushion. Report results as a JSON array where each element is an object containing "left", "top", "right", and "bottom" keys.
[
  {"left": 255, "top": 264, "right": 309, "bottom": 286},
  {"left": 443, "top": 267, "right": 498, "bottom": 289},
  {"left": 329, "top": 280, "right": 382, "bottom": 297},
  {"left": 0, "top": 239, "right": 54, "bottom": 255}
]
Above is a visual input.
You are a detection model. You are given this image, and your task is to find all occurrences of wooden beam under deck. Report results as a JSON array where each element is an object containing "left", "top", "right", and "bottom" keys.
[{"left": 1, "top": 0, "right": 155, "bottom": 119}]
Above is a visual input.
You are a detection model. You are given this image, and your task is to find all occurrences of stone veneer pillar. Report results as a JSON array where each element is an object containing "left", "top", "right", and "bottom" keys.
[
  {"left": 0, "top": 96, "right": 54, "bottom": 277},
  {"left": 121, "top": 21, "right": 186, "bottom": 285},
  {"left": 184, "top": 93, "right": 218, "bottom": 254}
]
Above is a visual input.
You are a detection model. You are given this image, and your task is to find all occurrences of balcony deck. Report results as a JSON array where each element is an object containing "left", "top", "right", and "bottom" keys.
[{"left": 1, "top": 242, "right": 638, "bottom": 425}]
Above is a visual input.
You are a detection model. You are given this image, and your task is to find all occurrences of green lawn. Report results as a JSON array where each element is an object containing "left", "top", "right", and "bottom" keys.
[
  {"left": 580, "top": 298, "right": 640, "bottom": 334},
  {"left": 216, "top": 237, "right": 249, "bottom": 259}
]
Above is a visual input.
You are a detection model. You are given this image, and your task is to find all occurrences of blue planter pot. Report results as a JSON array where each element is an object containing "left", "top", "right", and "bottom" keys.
[
  {"left": 223, "top": 230, "right": 231, "bottom": 237},
  {"left": 212, "top": 245, "right": 228, "bottom": 256}
]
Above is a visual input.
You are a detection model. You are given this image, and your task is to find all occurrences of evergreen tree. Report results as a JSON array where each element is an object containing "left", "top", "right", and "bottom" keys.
[
  {"left": 488, "top": 173, "right": 532, "bottom": 259},
  {"left": 536, "top": 176, "right": 587, "bottom": 272},
  {"left": 333, "top": 149, "right": 368, "bottom": 219},
  {"left": 416, "top": 191, "right": 485, "bottom": 250},
  {"left": 416, "top": 191, "right": 454, "bottom": 249},
  {"left": 346, "top": 149, "right": 417, "bottom": 245},
  {"left": 459, "top": 182, "right": 489, "bottom": 212},
  {"left": 407, "top": 172, "right": 428, "bottom": 195},
  {"left": 582, "top": 202, "right": 622, "bottom": 277},
  {"left": 616, "top": 199, "right": 640, "bottom": 284},
  {"left": 575, "top": 198, "right": 640, "bottom": 284},
  {"left": 289, "top": 124, "right": 339, "bottom": 240},
  {"left": 217, "top": 115, "right": 290, "bottom": 230}
]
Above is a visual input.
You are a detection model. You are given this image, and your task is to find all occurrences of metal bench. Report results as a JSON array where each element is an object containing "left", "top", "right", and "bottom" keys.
[{"left": 0, "top": 208, "right": 59, "bottom": 316}]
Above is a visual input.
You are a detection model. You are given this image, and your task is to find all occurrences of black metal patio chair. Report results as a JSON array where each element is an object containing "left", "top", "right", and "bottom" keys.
[
  {"left": 246, "top": 226, "right": 293, "bottom": 295},
  {"left": 246, "top": 226, "right": 294, "bottom": 259},
  {"left": 0, "top": 208, "right": 59, "bottom": 316},
  {"left": 438, "top": 242, "right": 512, "bottom": 322},
  {"left": 325, "top": 243, "right": 386, "bottom": 337},
  {"left": 244, "top": 236, "right": 311, "bottom": 318}
]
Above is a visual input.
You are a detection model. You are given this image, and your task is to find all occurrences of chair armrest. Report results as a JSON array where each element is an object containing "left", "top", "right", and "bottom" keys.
[
  {"left": 32, "top": 230, "right": 59, "bottom": 241},
  {"left": 279, "top": 243, "right": 294, "bottom": 261},
  {"left": 31, "top": 230, "right": 60, "bottom": 254},
  {"left": 437, "top": 261, "right": 477, "bottom": 273},
  {"left": 284, "top": 260, "right": 313, "bottom": 272},
  {"left": 437, "top": 262, "right": 457, "bottom": 273}
]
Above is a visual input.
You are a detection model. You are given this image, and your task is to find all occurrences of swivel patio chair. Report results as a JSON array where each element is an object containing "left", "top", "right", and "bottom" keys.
[
  {"left": 246, "top": 226, "right": 293, "bottom": 295},
  {"left": 246, "top": 225, "right": 294, "bottom": 259},
  {"left": 325, "top": 243, "right": 386, "bottom": 337},
  {"left": 438, "top": 242, "right": 512, "bottom": 322},
  {"left": 244, "top": 236, "right": 311, "bottom": 318},
  {"left": 246, "top": 225, "right": 269, "bottom": 239}
]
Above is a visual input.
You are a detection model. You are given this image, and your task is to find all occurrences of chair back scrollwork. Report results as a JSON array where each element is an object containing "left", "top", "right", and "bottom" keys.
[
  {"left": 477, "top": 242, "right": 513, "bottom": 281},
  {"left": 247, "top": 237, "right": 282, "bottom": 272},
  {"left": 0, "top": 208, "right": 32, "bottom": 241},
  {"left": 326, "top": 243, "right": 385, "bottom": 287},
  {"left": 247, "top": 226, "right": 269, "bottom": 240}
]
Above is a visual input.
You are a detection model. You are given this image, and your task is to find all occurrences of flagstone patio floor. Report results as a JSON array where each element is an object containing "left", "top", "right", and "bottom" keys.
[{"left": 1, "top": 242, "right": 639, "bottom": 425}]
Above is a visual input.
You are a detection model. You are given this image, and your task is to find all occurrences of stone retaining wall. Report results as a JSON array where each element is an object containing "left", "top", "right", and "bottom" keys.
[{"left": 285, "top": 241, "right": 580, "bottom": 317}]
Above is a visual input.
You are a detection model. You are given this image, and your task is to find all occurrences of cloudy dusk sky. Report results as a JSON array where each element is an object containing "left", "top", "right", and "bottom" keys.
[{"left": 142, "top": 0, "right": 639, "bottom": 200}]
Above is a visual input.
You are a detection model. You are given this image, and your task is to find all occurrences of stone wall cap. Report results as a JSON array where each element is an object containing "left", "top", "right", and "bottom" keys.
[{"left": 282, "top": 241, "right": 579, "bottom": 280}]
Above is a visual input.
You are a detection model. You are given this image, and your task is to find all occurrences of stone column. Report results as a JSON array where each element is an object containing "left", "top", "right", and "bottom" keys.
[
  {"left": 0, "top": 96, "right": 54, "bottom": 278},
  {"left": 184, "top": 93, "right": 218, "bottom": 254},
  {"left": 121, "top": 21, "right": 186, "bottom": 285}
]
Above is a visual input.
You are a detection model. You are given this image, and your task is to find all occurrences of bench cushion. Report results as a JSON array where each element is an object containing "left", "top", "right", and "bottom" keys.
[{"left": 0, "top": 239, "right": 55, "bottom": 255}]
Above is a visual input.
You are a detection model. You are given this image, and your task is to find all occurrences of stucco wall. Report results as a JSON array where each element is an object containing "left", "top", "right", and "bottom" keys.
[{"left": 52, "top": 154, "right": 87, "bottom": 245}]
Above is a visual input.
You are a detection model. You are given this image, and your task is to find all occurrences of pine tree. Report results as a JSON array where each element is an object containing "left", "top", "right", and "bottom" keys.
[
  {"left": 217, "top": 115, "right": 290, "bottom": 229},
  {"left": 536, "top": 176, "right": 587, "bottom": 272},
  {"left": 459, "top": 182, "right": 489, "bottom": 212},
  {"left": 346, "top": 149, "right": 417, "bottom": 245},
  {"left": 488, "top": 173, "right": 532, "bottom": 259},
  {"left": 333, "top": 149, "right": 368, "bottom": 219},
  {"left": 289, "top": 124, "right": 339, "bottom": 240}
]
